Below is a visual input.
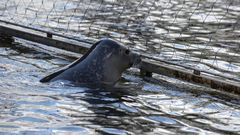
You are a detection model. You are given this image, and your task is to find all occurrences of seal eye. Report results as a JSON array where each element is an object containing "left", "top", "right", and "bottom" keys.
[{"left": 125, "top": 49, "right": 130, "bottom": 55}]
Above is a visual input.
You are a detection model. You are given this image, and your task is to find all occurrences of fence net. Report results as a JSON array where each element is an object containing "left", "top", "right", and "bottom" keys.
[{"left": 0, "top": 0, "right": 240, "bottom": 81}]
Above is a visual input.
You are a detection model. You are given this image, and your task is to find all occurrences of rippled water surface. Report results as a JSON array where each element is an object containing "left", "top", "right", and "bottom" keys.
[
  {"left": 0, "top": 40, "right": 240, "bottom": 135},
  {"left": 0, "top": 0, "right": 240, "bottom": 81},
  {"left": 0, "top": 0, "right": 240, "bottom": 134}
]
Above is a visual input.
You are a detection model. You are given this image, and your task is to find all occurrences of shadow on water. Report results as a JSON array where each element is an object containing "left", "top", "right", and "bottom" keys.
[
  {"left": 0, "top": 38, "right": 240, "bottom": 135},
  {"left": 63, "top": 87, "right": 144, "bottom": 134}
]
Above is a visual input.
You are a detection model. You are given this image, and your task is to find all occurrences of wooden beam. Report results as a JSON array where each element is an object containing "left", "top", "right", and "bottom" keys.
[
  {"left": 0, "top": 23, "right": 239, "bottom": 95},
  {"left": 0, "top": 25, "right": 91, "bottom": 54},
  {"left": 140, "top": 60, "right": 240, "bottom": 95}
]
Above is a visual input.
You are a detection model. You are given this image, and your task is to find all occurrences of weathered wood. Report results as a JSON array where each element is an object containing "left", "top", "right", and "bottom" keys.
[
  {"left": 0, "top": 23, "right": 239, "bottom": 95},
  {"left": 0, "top": 25, "right": 91, "bottom": 54},
  {"left": 141, "top": 60, "right": 240, "bottom": 95}
]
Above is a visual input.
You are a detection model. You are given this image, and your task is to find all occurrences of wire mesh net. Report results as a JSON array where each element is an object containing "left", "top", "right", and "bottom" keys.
[
  {"left": 0, "top": 0, "right": 239, "bottom": 81},
  {"left": 0, "top": 1, "right": 240, "bottom": 134}
]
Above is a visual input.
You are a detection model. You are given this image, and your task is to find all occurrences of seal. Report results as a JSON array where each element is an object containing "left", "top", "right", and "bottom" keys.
[{"left": 40, "top": 39, "right": 141, "bottom": 86}]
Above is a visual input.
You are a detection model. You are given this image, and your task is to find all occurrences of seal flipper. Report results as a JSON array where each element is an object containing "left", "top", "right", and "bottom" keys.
[{"left": 40, "top": 40, "right": 102, "bottom": 82}]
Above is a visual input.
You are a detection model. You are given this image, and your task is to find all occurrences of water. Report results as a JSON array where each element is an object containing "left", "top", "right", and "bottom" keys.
[
  {"left": 0, "top": 0, "right": 239, "bottom": 81},
  {"left": 0, "top": 39, "right": 240, "bottom": 135},
  {"left": 0, "top": 0, "right": 240, "bottom": 134}
]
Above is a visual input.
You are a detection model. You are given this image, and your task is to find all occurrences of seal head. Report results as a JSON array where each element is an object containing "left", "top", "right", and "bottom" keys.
[{"left": 40, "top": 39, "right": 141, "bottom": 86}]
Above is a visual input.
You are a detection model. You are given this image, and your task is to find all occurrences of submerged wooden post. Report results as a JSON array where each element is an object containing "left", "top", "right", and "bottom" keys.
[
  {"left": 140, "top": 69, "right": 152, "bottom": 77},
  {"left": 0, "top": 32, "right": 14, "bottom": 44},
  {"left": 47, "top": 33, "right": 53, "bottom": 38}
]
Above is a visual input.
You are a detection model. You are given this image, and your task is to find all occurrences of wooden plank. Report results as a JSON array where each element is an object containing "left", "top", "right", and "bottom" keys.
[
  {"left": 0, "top": 25, "right": 91, "bottom": 54},
  {"left": 0, "top": 23, "right": 239, "bottom": 95},
  {"left": 141, "top": 60, "right": 240, "bottom": 95}
]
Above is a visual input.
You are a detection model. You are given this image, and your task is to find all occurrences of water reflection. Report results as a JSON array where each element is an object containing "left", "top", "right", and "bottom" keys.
[{"left": 0, "top": 40, "right": 240, "bottom": 134}]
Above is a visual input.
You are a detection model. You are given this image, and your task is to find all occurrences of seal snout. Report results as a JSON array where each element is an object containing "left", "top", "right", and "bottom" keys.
[{"left": 129, "top": 51, "right": 141, "bottom": 67}]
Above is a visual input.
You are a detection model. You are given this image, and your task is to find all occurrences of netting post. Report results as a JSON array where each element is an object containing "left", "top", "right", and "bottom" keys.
[
  {"left": 140, "top": 68, "right": 152, "bottom": 77},
  {"left": 193, "top": 70, "right": 201, "bottom": 75},
  {"left": 47, "top": 33, "right": 53, "bottom": 38},
  {"left": 0, "top": 32, "right": 14, "bottom": 44}
]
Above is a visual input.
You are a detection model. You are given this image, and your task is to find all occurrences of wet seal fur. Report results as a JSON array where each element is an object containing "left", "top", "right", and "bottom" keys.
[{"left": 40, "top": 39, "right": 141, "bottom": 86}]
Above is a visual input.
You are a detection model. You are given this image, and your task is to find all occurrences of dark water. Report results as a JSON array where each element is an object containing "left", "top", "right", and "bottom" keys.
[
  {"left": 0, "top": 0, "right": 240, "bottom": 81},
  {"left": 0, "top": 39, "right": 240, "bottom": 134}
]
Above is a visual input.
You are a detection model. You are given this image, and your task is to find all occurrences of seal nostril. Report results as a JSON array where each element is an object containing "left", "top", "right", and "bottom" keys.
[
  {"left": 132, "top": 54, "right": 141, "bottom": 67},
  {"left": 137, "top": 57, "right": 141, "bottom": 63}
]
